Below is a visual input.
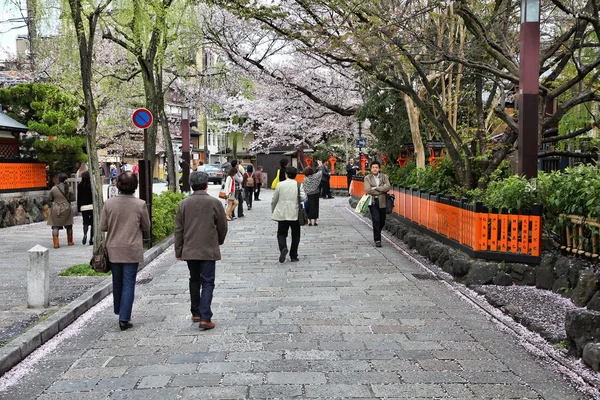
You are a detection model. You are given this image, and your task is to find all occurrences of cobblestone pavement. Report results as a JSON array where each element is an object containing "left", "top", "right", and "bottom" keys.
[{"left": 0, "top": 186, "right": 596, "bottom": 399}]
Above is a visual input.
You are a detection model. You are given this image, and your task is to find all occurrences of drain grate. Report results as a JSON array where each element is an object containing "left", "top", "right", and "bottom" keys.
[
  {"left": 137, "top": 277, "right": 153, "bottom": 285},
  {"left": 412, "top": 273, "right": 440, "bottom": 280}
]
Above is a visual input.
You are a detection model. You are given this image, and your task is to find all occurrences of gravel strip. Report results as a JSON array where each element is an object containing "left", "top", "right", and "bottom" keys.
[{"left": 473, "top": 284, "right": 582, "bottom": 344}]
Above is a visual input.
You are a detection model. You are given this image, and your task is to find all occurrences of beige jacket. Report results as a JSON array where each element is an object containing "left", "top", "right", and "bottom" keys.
[
  {"left": 47, "top": 183, "right": 75, "bottom": 227},
  {"left": 271, "top": 179, "right": 307, "bottom": 221},
  {"left": 364, "top": 173, "right": 391, "bottom": 209},
  {"left": 174, "top": 191, "right": 228, "bottom": 260},
  {"left": 100, "top": 194, "right": 150, "bottom": 263}
]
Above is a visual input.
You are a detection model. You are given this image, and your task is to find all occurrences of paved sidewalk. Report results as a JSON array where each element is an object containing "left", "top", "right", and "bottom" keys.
[
  {"left": 0, "top": 182, "right": 170, "bottom": 346},
  {"left": 0, "top": 186, "right": 597, "bottom": 399},
  {"left": 0, "top": 216, "right": 98, "bottom": 345}
]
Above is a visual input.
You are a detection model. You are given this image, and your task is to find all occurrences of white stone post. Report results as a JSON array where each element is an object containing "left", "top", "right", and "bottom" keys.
[{"left": 27, "top": 245, "right": 49, "bottom": 308}]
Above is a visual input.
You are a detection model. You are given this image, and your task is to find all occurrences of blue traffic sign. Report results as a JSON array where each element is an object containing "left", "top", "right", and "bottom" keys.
[
  {"left": 358, "top": 138, "right": 366, "bottom": 147},
  {"left": 132, "top": 108, "right": 153, "bottom": 129}
]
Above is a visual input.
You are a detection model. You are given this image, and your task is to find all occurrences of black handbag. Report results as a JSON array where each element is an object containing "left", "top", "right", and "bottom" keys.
[
  {"left": 386, "top": 193, "right": 395, "bottom": 214},
  {"left": 90, "top": 240, "right": 111, "bottom": 273},
  {"left": 297, "top": 183, "right": 308, "bottom": 226}
]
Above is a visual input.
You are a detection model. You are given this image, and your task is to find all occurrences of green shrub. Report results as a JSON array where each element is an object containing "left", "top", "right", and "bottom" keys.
[
  {"left": 384, "top": 161, "right": 417, "bottom": 187},
  {"left": 384, "top": 159, "right": 457, "bottom": 194},
  {"left": 60, "top": 263, "right": 111, "bottom": 276},
  {"left": 152, "top": 191, "right": 186, "bottom": 243},
  {"left": 484, "top": 175, "right": 539, "bottom": 210}
]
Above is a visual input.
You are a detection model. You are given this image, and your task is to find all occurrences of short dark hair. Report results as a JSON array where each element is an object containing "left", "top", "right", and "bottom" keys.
[
  {"left": 280, "top": 158, "right": 289, "bottom": 168},
  {"left": 190, "top": 171, "right": 208, "bottom": 191},
  {"left": 285, "top": 166, "right": 298, "bottom": 179},
  {"left": 246, "top": 164, "right": 254, "bottom": 173},
  {"left": 56, "top": 173, "right": 68, "bottom": 183},
  {"left": 370, "top": 161, "right": 381, "bottom": 168},
  {"left": 117, "top": 172, "right": 138, "bottom": 194},
  {"left": 303, "top": 167, "right": 314, "bottom": 176},
  {"left": 231, "top": 159, "right": 238, "bottom": 168}
]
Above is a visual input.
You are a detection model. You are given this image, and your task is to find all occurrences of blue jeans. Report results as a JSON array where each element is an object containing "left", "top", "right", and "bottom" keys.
[
  {"left": 111, "top": 263, "right": 139, "bottom": 322},
  {"left": 186, "top": 260, "right": 216, "bottom": 322}
]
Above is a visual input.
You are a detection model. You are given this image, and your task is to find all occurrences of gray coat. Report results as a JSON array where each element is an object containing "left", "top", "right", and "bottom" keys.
[
  {"left": 174, "top": 191, "right": 228, "bottom": 260},
  {"left": 100, "top": 194, "right": 151, "bottom": 263},
  {"left": 47, "top": 183, "right": 75, "bottom": 227},
  {"left": 364, "top": 173, "right": 391, "bottom": 209}
]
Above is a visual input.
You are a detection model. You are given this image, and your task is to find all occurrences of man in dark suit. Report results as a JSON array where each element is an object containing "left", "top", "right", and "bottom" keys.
[{"left": 346, "top": 158, "right": 359, "bottom": 194}]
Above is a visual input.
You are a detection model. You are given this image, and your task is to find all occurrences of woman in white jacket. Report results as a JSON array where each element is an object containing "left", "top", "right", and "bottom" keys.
[
  {"left": 224, "top": 168, "right": 239, "bottom": 221},
  {"left": 271, "top": 167, "right": 307, "bottom": 263}
]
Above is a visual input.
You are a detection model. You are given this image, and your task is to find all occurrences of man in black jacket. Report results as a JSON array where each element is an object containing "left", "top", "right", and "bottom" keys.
[
  {"left": 346, "top": 158, "right": 359, "bottom": 194},
  {"left": 318, "top": 160, "right": 333, "bottom": 199}
]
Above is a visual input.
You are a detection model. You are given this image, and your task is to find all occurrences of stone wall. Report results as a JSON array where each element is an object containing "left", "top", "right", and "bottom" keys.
[{"left": 0, "top": 192, "right": 50, "bottom": 228}]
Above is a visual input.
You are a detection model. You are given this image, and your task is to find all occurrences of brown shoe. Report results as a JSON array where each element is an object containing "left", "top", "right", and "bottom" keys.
[
  {"left": 67, "top": 234, "right": 74, "bottom": 246},
  {"left": 53, "top": 237, "right": 60, "bottom": 248},
  {"left": 199, "top": 321, "right": 215, "bottom": 330}
]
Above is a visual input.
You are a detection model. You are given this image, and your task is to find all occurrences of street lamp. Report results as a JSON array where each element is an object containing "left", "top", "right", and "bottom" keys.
[
  {"left": 518, "top": 0, "right": 540, "bottom": 178},
  {"left": 181, "top": 106, "right": 190, "bottom": 192}
]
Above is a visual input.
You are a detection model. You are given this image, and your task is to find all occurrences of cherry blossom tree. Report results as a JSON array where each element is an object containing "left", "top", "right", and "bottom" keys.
[
  {"left": 208, "top": 0, "right": 600, "bottom": 189},
  {"left": 193, "top": 6, "right": 362, "bottom": 159}
]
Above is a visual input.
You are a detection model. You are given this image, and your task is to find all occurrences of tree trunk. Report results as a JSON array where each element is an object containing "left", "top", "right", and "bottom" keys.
[
  {"left": 26, "top": 0, "right": 37, "bottom": 71},
  {"left": 403, "top": 94, "right": 426, "bottom": 169},
  {"left": 141, "top": 68, "right": 158, "bottom": 184},
  {"left": 67, "top": 0, "right": 107, "bottom": 253}
]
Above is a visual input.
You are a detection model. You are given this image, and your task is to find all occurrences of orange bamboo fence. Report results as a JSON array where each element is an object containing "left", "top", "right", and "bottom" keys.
[
  {"left": 351, "top": 177, "right": 542, "bottom": 264},
  {"left": 0, "top": 161, "right": 48, "bottom": 191},
  {"left": 296, "top": 174, "right": 349, "bottom": 190}
]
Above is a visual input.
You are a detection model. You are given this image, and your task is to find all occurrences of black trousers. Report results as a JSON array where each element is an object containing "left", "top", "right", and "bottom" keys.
[
  {"left": 234, "top": 189, "right": 244, "bottom": 217},
  {"left": 368, "top": 200, "right": 387, "bottom": 242},
  {"left": 254, "top": 183, "right": 261, "bottom": 200},
  {"left": 277, "top": 220, "right": 301, "bottom": 258},
  {"left": 320, "top": 181, "right": 331, "bottom": 198},
  {"left": 244, "top": 187, "right": 253, "bottom": 209}
]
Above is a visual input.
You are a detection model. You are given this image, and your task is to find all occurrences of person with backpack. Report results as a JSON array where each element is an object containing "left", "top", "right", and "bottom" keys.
[{"left": 243, "top": 164, "right": 255, "bottom": 210}]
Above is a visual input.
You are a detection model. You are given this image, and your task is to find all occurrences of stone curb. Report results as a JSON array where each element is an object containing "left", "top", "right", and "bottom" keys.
[{"left": 0, "top": 235, "right": 174, "bottom": 376}]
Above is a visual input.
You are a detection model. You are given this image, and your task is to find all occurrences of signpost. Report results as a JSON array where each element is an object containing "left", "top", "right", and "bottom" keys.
[{"left": 132, "top": 108, "right": 153, "bottom": 247}]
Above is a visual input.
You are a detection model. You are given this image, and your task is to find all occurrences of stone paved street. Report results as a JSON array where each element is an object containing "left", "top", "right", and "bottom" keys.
[{"left": 0, "top": 185, "right": 596, "bottom": 399}]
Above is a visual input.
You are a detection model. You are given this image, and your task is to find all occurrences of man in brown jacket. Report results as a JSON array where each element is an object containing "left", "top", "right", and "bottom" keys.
[
  {"left": 175, "top": 171, "right": 228, "bottom": 330},
  {"left": 363, "top": 161, "right": 390, "bottom": 248}
]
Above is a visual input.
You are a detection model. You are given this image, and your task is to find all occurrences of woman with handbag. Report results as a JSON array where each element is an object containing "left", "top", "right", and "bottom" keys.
[
  {"left": 224, "top": 167, "right": 238, "bottom": 221},
  {"left": 100, "top": 172, "right": 150, "bottom": 331},
  {"left": 77, "top": 171, "right": 94, "bottom": 245},
  {"left": 48, "top": 172, "right": 75, "bottom": 248},
  {"left": 271, "top": 167, "right": 306, "bottom": 263}
]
